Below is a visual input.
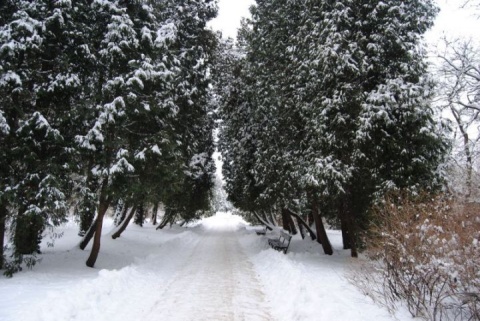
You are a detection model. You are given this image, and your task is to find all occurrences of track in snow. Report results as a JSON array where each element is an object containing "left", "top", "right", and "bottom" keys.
[{"left": 145, "top": 230, "right": 272, "bottom": 321}]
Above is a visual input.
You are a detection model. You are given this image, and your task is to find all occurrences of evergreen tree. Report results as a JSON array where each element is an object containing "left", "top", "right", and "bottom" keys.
[
  {"left": 134, "top": 203, "right": 145, "bottom": 227},
  {"left": 218, "top": 0, "right": 447, "bottom": 256},
  {"left": 0, "top": 0, "right": 81, "bottom": 269},
  {"left": 0, "top": 0, "right": 218, "bottom": 273},
  {"left": 215, "top": 36, "right": 262, "bottom": 213},
  {"left": 160, "top": 0, "right": 218, "bottom": 223},
  {"left": 75, "top": 0, "right": 217, "bottom": 266}
]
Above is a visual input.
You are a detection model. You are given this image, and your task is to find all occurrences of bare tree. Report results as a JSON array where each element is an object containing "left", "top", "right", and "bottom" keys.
[
  {"left": 435, "top": 37, "right": 480, "bottom": 199},
  {"left": 461, "top": 0, "right": 480, "bottom": 16}
]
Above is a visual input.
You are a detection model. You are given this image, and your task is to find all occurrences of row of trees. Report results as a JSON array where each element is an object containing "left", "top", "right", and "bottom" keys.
[
  {"left": 217, "top": 0, "right": 449, "bottom": 256},
  {"left": 0, "top": 0, "right": 217, "bottom": 272}
]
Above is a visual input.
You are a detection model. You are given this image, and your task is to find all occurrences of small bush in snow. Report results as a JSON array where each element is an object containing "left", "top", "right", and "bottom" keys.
[{"left": 352, "top": 192, "right": 480, "bottom": 320}]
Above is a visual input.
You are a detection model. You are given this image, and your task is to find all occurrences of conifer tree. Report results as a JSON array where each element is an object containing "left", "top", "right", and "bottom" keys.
[
  {"left": 0, "top": 0, "right": 80, "bottom": 267},
  {"left": 219, "top": 0, "right": 447, "bottom": 256},
  {"left": 0, "top": 0, "right": 218, "bottom": 272}
]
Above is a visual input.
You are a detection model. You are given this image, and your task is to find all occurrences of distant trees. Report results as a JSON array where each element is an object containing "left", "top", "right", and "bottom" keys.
[
  {"left": 218, "top": 0, "right": 447, "bottom": 256},
  {"left": 0, "top": 0, "right": 217, "bottom": 273}
]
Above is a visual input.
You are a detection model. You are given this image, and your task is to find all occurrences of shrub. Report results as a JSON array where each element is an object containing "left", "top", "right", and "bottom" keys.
[{"left": 352, "top": 192, "right": 480, "bottom": 320}]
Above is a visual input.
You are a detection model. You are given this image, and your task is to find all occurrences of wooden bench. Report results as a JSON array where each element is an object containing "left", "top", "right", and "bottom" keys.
[
  {"left": 268, "top": 231, "right": 292, "bottom": 254},
  {"left": 255, "top": 226, "right": 267, "bottom": 235}
]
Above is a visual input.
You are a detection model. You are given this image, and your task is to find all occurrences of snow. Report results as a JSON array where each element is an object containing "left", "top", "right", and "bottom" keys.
[
  {"left": 151, "top": 144, "right": 161, "bottom": 155},
  {"left": 155, "top": 22, "right": 176, "bottom": 47},
  {"left": 0, "top": 213, "right": 413, "bottom": 321},
  {"left": 0, "top": 110, "right": 9, "bottom": 134},
  {"left": 109, "top": 157, "right": 134, "bottom": 174},
  {"left": 0, "top": 71, "right": 22, "bottom": 87}
]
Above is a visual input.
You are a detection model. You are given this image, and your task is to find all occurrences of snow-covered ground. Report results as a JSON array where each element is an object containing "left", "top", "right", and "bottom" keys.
[{"left": 0, "top": 212, "right": 413, "bottom": 321}]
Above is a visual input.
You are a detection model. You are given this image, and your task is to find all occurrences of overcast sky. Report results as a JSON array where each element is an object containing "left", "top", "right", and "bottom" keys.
[
  {"left": 208, "top": 0, "right": 254, "bottom": 39},
  {"left": 426, "top": 0, "right": 480, "bottom": 42},
  {"left": 208, "top": 0, "right": 480, "bottom": 42}
]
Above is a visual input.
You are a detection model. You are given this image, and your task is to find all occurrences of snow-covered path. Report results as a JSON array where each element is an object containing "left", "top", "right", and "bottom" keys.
[
  {"left": 0, "top": 213, "right": 411, "bottom": 321},
  {"left": 146, "top": 231, "right": 271, "bottom": 321},
  {"left": 1, "top": 214, "right": 274, "bottom": 321}
]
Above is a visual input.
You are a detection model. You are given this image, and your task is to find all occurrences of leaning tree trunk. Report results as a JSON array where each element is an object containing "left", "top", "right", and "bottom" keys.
[
  {"left": 79, "top": 218, "right": 97, "bottom": 250},
  {"left": 260, "top": 211, "right": 273, "bottom": 226},
  {"left": 0, "top": 201, "right": 7, "bottom": 269},
  {"left": 281, "top": 208, "right": 297, "bottom": 235},
  {"left": 286, "top": 209, "right": 316, "bottom": 240},
  {"left": 156, "top": 210, "right": 173, "bottom": 230},
  {"left": 310, "top": 193, "right": 333, "bottom": 255},
  {"left": 112, "top": 205, "right": 137, "bottom": 239},
  {"left": 86, "top": 181, "right": 111, "bottom": 268},
  {"left": 151, "top": 202, "right": 159, "bottom": 225},
  {"left": 252, "top": 211, "right": 274, "bottom": 231},
  {"left": 269, "top": 211, "right": 277, "bottom": 226},
  {"left": 296, "top": 216, "right": 306, "bottom": 239},
  {"left": 286, "top": 210, "right": 297, "bottom": 235}
]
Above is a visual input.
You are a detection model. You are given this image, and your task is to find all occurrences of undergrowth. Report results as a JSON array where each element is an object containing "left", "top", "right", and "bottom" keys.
[{"left": 351, "top": 192, "right": 480, "bottom": 320}]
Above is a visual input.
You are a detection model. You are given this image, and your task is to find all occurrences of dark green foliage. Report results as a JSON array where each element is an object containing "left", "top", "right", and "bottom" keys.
[
  {"left": 134, "top": 203, "right": 145, "bottom": 227},
  {"left": 0, "top": 0, "right": 218, "bottom": 272},
  {"left": 217, "top": 0, "right": 447, "bottom": 255},
  {"left": 14, "top": 213, "right": 44, "bottom": 255}
]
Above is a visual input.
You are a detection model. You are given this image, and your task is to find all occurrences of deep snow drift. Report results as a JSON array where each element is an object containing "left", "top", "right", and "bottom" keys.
[{"left": 0, "top": 212, "right": 412, "bottom": 321}]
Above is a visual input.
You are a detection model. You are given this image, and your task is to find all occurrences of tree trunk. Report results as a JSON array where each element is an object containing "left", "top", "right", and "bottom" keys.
[
  {"left": 307, "top": 210, "right": 314, "bottom": 227},
  {"left": 310, "top": 193, "right": 333, "bottom": 255},
  {"left": 340, "top": 191, "right": 358, "bottom": 258},
  {"left": 269, "top": 211, "right": 277, "bottom": 226},
  {"left": 261, "top": 211, "right": 273, "bottom": 226},
  {"left": 86, "top": 182, "right": 111, "bottom": 268},
  {"left": 451, "top": 107, "right": 473, "bottom": 199},
  {"left": 0, "top": 202, "right": 7, "bottom": 269},
  {"left": 134, "top": 203, "right": 145, "bottom": 227},
  {"left": 296, "top": 216, "right": 306, "bottom": 239},
  {"left": 152, "top": 202, "right": 159, "bottom": 225},
  {"left": 252, "top": 211, "right": 274, "bottom": 230},
  {"left": 281, "top": 208, "right": 289, "bottom": 231},
  {"left": 287, "top": 210, "right": 297, "bottom": 235},
  {"left": 286, "top": 209, "right": 316, "bottom": 240},
  {"left": 112, "top": 205, "right": 137, "bottom": 239},
  {"left": 345, "top": 215, "right": 358, "bottom": 258},
  {"left": 169, "top": 215, "right": 176, "bottom": 227},
  {"left": 341, "top": 219, "right": 351, "bottom": 250},
  {"left": 156, "top": 211, "right": 172, "bottom": 230},
  {"left": 281, "top": 208, "right": 297, "bottom": 235},
  {"left": 79, "top": 218, "right": 97, "bottom": 250}
]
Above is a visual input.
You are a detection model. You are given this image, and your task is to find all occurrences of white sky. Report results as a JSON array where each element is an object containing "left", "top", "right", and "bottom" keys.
[
  {"left": 209, "top": 0, "right": 480, "bottom": 42},
  {"left": 208, "top": 0, "right": 255, "bottom": 39},
  {"left": 426, "top": 0, "right": 480, "bottom": 43}
]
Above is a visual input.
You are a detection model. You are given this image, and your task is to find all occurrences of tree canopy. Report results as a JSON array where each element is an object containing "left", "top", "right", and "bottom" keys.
[{"left": 217, "top": 0, "right": 448, "bottom": 256}]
